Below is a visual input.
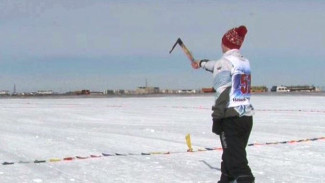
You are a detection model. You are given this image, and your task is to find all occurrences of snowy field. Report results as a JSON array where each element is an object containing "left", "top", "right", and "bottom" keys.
[{"left": 0, "top": 94, "right": 324, "bottom": 183}]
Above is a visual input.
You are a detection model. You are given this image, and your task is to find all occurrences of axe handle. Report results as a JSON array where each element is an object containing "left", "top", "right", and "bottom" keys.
[
  {"left": 179, "top": 43, "right": 195, "bottom": 63},
  {"left": 169, "top": 38, "right": 195, "bottom": 63}
]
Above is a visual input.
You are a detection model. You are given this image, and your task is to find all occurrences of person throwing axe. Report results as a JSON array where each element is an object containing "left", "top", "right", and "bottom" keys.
[{"left": 192, "top": 25, "right": 255, "bottom": 183}]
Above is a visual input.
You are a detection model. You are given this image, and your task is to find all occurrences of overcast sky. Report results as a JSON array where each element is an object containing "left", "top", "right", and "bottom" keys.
[{"left": 0, "top": 0, "right": 324, "bottom": 92}]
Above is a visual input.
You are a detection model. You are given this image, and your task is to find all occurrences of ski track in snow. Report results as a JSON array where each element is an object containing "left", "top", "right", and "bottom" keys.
[{"left": 0, "top": 95, "right": 325, "bottom": 183}]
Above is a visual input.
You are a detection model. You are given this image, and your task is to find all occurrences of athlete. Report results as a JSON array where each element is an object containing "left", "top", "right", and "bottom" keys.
[{"left": 192, "top": 25, "right": 255, "bottom": 183}]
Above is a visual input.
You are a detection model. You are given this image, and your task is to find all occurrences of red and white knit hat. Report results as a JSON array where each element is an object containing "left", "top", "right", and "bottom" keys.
[{"left": 222, "top": 25, "right": 247, "bottom": 49}]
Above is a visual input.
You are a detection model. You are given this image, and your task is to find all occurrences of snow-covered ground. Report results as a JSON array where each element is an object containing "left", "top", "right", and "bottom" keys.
[{"left": 0, "top": 94, "right": 324, "bottom": 183}]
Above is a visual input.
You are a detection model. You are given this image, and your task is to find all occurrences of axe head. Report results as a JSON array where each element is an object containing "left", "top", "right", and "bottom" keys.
[{"left": 169, "top": 38, "right": 183, "bottom": 54}]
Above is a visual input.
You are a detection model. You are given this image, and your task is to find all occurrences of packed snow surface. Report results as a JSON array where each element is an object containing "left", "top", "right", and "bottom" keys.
[{"left": 0, "top": 94, "right": 324, "bottom": 183}]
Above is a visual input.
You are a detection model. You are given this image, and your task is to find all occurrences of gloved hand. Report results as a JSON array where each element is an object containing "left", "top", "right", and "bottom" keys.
[
  {"left": 191, "top": 61, "right": 200, "bottom": 69},
  {"left": 212, "top": 118, "right": 222, "bottom": 135}
]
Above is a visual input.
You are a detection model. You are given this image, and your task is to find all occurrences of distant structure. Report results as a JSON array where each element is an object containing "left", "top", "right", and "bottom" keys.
[
  {"left": 115, "top": 90, "right": 125, "bottom": 95},
  {"left": 271, "top": 86, "right": 290, "bottom": 92},
  {"left": 0, "top": 90, "right": 10, "bottom": 96},
  {"left": 287, "top": 85, "right": 317, "bottom": 92},
  {"left": 37, "top": 90, "right": 54, "bottom": 95},
  {"left": 78, "top": 90, "right": 90, "bottom": 95},
  {"left": 251, "top": 86, "right": 268, "bottom": 93},
  {"left": 176, "top": 89, "right": 199, "bottom": 94},
  {"left": 89, "top": 91, "right": 104, "bottom": 95},
  {"left": 13, "top": 84, "right": 17, "bottom": 96},
  {"left": 160, "top": 89, "right": 177, "bottom": 94},
  {"left": 271, "top": 85, "right": 318, "bottom": 92},
  {"left": 135, "top": 78, "right": 160, "bottom": 94},
  {"left": 136, "top": 87, "right": 160, "bottom": 94},
  {"left": 65, "top": 90, "right": 91, "bottom": 95},
  {"left": 202, "top": 88, "right": 215, "bottom": 93},
  {"left": 202, "top": 86, "right": 268, "bottom": 93},
  {"left": 2, "top": 83, "right": 321, "bottom": 98},
  {"left": 105, "top": 90, "right": 115, "bottom": 95}
]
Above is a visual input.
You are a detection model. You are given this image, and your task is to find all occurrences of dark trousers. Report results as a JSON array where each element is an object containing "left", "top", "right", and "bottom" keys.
[{"left": 219, "top": 116, "right": 254, "bottom": 182}]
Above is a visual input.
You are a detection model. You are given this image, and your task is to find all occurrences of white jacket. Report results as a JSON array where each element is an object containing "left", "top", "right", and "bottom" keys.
[{"left": 200, "top": 49, "right": 254, "bottom": 118}]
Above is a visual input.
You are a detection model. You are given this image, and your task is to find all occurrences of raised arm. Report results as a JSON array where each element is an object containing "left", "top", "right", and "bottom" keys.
[{"left": 192, "top": 59, "right": 216, "bottom": 73}]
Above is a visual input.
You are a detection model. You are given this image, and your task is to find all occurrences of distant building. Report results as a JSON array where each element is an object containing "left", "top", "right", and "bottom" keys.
[
  {"left": 0, "top": 90, "right": 10, "bottom": 96},
  {"left": 81, "top": 90, "right": 90, "bottom": 95},
  {"left": 70, "top": 90, "right": 90, "bottom": 95},
  {"left": 37, "top": 90, "right": 54, "bottom": 95},
  {"left": 125, "top": 90, "right": 137, "bottom": 95},
  {"left": 201, "top": 86, "right": 268, "bottom": 93},
  {"left": 271, "top": 85, "right": 318, "bottom": 92},
  {"left": 115, "top": 90, "right": 125, "bottom": 95},
  {"left": 20, "top": 92, "right": 36, "bottom": 96},
  {"left": 161, "top": 89, "right": 177, "bottom": 94},
  {"left": 90, "top": 91, "right": 104, "bottom": 95},
  {"left": 287, "top": 85, "right": 316, "bottom": 92},
  {"left": 202, "top": 88, "right": 215, "bottom": 93},
  {"left": 251, "top": 86, "right": 268, "bottom": 93},
  {"left": 13, "top": 84, "right": 17, "bottom": 96},
  {"left": 136, "top": 87, "right": 160, "bottom": 94},
  {"left": 271, "top": 86, "right": 290, "bottom": 92},
  {"left": 105, "top": 90, "right": 115, "bottom": 95},
  {"left": 177, "top": 89, "right": 199, "bottom": 94}
]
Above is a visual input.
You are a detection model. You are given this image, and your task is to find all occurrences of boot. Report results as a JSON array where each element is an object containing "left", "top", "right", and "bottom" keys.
[
  {"left": 218, "top": 173, "right": 234, "bottom": 183},
  {"left": 230, "top": 175, "right": 255, "bottom": 183}
]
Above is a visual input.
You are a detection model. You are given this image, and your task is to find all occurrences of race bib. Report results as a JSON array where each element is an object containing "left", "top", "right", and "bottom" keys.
[{"left": 229, "top": 73, "right": 251, "bottom": 107}]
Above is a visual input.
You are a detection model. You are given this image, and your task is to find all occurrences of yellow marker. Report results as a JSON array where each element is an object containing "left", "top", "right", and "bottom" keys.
[
  {"left": 185, "top": 134, "right": 193, "bottom": 152},
  {"left": 49, "top": 158, "right": 61, "bottom": 162}
]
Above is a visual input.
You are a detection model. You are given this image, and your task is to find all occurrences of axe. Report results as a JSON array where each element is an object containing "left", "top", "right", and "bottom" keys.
[{"left": 169, "top": 38, "right": 195, "bottom": 63}]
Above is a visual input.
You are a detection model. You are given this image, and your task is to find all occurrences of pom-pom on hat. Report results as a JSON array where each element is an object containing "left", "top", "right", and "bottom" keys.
[{"left": 222, "top": 25, "right": 247, "bottom": 49}]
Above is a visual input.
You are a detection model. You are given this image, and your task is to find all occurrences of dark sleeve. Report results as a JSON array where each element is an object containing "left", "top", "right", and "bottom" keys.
[
  {"left": 211, "top": 87, "right": 240, "bottom": 119},
  {"left": 211, "top": 87, "right": 231, "bottom": 119}
]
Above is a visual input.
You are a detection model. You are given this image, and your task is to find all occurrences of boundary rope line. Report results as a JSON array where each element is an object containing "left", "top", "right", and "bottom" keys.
[
  {"left": 161, "top": 106, "right": 325, "bottom": 113},
  {"left": 2, "top": 136, "right": 324, "bottom": 166}
]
